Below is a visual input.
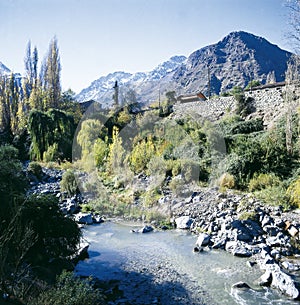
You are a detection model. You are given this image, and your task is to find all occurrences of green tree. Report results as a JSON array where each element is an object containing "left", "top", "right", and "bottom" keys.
[
  {"left": 43, "top": 37, "right": 61, "bottom": 109},
  {"left": 60, "top": 89, "right": 83, "bottom": 123},
  {"left": 23, "top": 41, "right": 39, "bottom": 103},
  {"left": 77, "top": 119, "right": 103, "bottom": 165},
  {"left": 165, "top": 91, "right": 177, "bottom": 105},
  {"left": 129, "top": 136, "right": 156, "bottom": 173},
  {"left": 29, "top": 109, "right": 75, "bottom": 161}
]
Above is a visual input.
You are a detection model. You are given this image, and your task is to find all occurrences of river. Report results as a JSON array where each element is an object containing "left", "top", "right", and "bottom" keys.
[{"left": 75, "top": 221, "right": 299, "bottom": 305}]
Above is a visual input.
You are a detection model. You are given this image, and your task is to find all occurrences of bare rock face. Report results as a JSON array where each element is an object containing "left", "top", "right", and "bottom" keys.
[{"left": 172, "top": 31, "right": 291, "bottom": 96}]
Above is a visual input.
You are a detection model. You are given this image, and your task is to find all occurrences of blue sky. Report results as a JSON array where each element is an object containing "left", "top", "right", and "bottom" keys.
[{"left": 0, "top": 0, "right": 292, "bottom": 93}]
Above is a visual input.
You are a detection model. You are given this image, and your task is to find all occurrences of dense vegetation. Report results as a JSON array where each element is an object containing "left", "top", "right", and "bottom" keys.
[
  {"left": 0, "top": 39, "right": 103, "bottom": 304},
  {"left": 72, "top": 89, "right": 300, "bottom": 220},
  {"left": 1, "top": 32, "right": 300, "bottom": 303}
]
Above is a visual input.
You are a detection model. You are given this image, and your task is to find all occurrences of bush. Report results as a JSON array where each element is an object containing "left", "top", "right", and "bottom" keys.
[
  {"left": 255, "top": 185, "right": 291, "bottom": 211},
  {"left": 287, "top": 176, "right": 300, "bottom": 208},
  {"left": 229, "top": 118, "right": 264, "bottom": 135},
  {"left": 28, "top": 161, "right": 43, "bottom": 180},
  {"left": 235, "top": 94, "right": 254, "bottom": 117},
  {"left": 141, "top": 189, "right": 160, "bottom": 207},
  {"left": 218, "top": 173, "right": 235, "bottom": 189},
  {"left": 32, "top": 271, "right": 105, "bottom": 305},
  {"left": 22, "top": 194, "right": 81, "bottom": 264},
  {"left": 0, "top": 145, "right": 27, "bottom": 205},
  {"left": 169, "top": 175, "right": 186, "bottom": 196},
  {"left": 60, "top": 169, "right": 78, "bottom": 197},
  {"left": 245, "top": 80, "right": 261, "bottom": 90},
  {"left": 238, "top": 211, "right": 257, "bottom": 221},
  {"left": 249, "top": 173, "right": 280, "bottom": 192},
  {"left": 43, "top": 143, "right": 60, "bottom": 162}
]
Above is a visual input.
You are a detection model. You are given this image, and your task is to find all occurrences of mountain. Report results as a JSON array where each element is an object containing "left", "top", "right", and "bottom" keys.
[
  {"left": 76, "top": 31, "right": 292, "bottom": 107},
  {"left": 76, "top": 56, "right": 187, "bottom": 106},
  {"left": 173, "top": 31, "right": 292, "bottom": 95},
  {"left": 0, "top": 61, "right": 11, "bottom": 75}
]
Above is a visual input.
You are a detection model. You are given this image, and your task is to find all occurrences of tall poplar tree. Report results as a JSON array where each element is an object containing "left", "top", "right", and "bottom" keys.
[{"left": 43, "top": 37, "right": 61, "bottom": 109}]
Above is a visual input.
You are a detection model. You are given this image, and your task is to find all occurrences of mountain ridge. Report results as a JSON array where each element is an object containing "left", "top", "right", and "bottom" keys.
[{"left": 76, "top": 31, "right": 292, "bottom": 107}]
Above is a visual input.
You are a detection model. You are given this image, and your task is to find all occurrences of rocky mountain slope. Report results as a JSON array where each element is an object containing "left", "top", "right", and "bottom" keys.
[
  {"left": 174, "top": 31, "right": 291, "bottom": 95},
  {"left": 76, "top": 31, "right": 292, "bottom": 107},
  {"left": 76, "top": 56, "right": 187, "bottom": 107}
]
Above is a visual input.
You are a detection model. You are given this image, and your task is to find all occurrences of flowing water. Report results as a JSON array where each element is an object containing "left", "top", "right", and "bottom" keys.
[{"left": 75, "top": 221, "right": 299, "bottom": 305}]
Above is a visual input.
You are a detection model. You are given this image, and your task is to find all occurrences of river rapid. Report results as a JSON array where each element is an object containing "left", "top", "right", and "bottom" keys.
[{"left": 75, "top": 221, "right": 299, "bottom": 305}]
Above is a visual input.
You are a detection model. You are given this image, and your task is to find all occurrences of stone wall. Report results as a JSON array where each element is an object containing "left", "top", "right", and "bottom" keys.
[
  {"left": 173, "top": 85, "right": 299, "bottom": 128},
  {"left": 172, "top": 96, "right": 236, "bottom": 122}
]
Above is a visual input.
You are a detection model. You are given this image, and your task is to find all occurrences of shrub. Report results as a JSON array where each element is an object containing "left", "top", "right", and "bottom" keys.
[
  {"left": 32, "top": 271, "right": 105, "bottom": 305},
  {"left": 245, "top": 79, "right": 261, "bottom": 90},
  {"left": 141, "top": 189, "right": 160, "bottom": 207},
  {"left": 60, "top": 169, "right": 78, "bottom": 196},
  {"left": 249, "top": 173, "right": 280, "bottom": 192},
  {"left": 169, "top": 175, "right": 186, "bottom": 196},
  {"left": 218, "top": 173, "right": 235, "bottom": 189},
  {"left": 235, "top": 94, "right": 254, "bottom": 117},
  {"left": 229, "top": 118, "right": 264, "bottom": 135},
  {"left": 129, "top": 137, "right": 156, "bottom": 173},
  {"left": 180, "top": 159, "right": 200, "bottom": 183},
  {"left": 94, "top": 138, "right": 108, "bottom": 168},
  {"left": 22, "top": 194, "right": 81, "bottom": 263},
  {"left": 287, "top": 176, "right": 300, "bottom": 208},
  {"left": 238, "top": 211, "right": 257, "bottom": 221},
  {"left": 27, "top": 161, "right": 43, "bottom": 180},
  {"left": 43, "top": 143, "right": 60, "bottom": 162},
  {"left": 255, "top": 185, "right": 291, "bottom": 211}
]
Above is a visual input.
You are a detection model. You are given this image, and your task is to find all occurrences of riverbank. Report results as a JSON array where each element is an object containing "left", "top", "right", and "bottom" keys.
[
  {"left": 27, "top": 166, "right": 300, "bottom": 301},
  {"left": 169, "top": 188, "right": 300, "bottom": 300}
]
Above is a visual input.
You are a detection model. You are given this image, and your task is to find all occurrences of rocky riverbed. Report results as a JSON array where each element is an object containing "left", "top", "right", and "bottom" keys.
[
  {"left": 27, "top": 165, "right": 300, "bottom": 301},
  {"left": 168, "top": 188, "right": 300, "bottom": 300}
]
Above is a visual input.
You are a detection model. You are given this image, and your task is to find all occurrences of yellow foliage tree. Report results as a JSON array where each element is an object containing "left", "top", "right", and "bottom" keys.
[
  {"left": 107, "top": 126, "right": 125, "bottom": 175},
  {"left": 129, "top": 136, "right": 156, "bottom": 173}
]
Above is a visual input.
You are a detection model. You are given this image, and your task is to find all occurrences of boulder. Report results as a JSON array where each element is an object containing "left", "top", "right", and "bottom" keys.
[
  {"left": 93, "top": 214, "right": 104, "bottom": 224},
  {"left": 232, "top": 282, "right": 252, "bottom": 290},
  {"left": 212, "top": 237, "right": 227, "bottom": 249},
  {"left": 271, "top": 266, "right": 299, "bottom": 299},
  {"left": 258, "top": 270, "right": 272, "bottom": 286},
  {"left": 282, "top": 261, "right": 300, "bottom": 272},
  {"left": 175, "top": 216, "right": 194, "bottom": 229},
  {"left": 263, "top": 225, "right": 281, "bottom": 237},
  {"left": 230, "top": 219, "right": 263, "bottom": 242},
  {"left": 196, "top": 233, "right": 211, "bottom": 247},
  {"left": 60, "top": 198, "right": 79, "bottom": 215},
  {"left": 131, "top": 225, "right": 154, "bottom": 233},
  {"left": 225, "top": 241, "right": 252, "bottom": 257},
  {"left": 139, "top": 225, "right": 154, "bottom": 233},
  {"left": 287, "top": 225, "right": 299, "bottom": 237},
  {"left": 72, "top": 242, "right": 89, "bottom": 264},
  {"left": 74, "top": 213, "right": 93, "bottom": 225},
  {"left": 259, "top": 258, "right": 300, "bottom": 299}
]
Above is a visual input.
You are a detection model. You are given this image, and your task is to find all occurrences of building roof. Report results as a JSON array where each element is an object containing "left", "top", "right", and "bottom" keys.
[{"left": 177, "top": 92, "right": 207, "bottom": 103}]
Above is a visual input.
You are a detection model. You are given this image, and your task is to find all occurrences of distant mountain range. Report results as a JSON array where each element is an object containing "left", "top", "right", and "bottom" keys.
[
  {"left": 76, "top": 31, "right": 292, "bottom": 108},
  {"left": 0, "top": 61, "right": 11, "bottom": 75},
  {"left": 76, "top": 55, "right": 187, "bottom": 107}
]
